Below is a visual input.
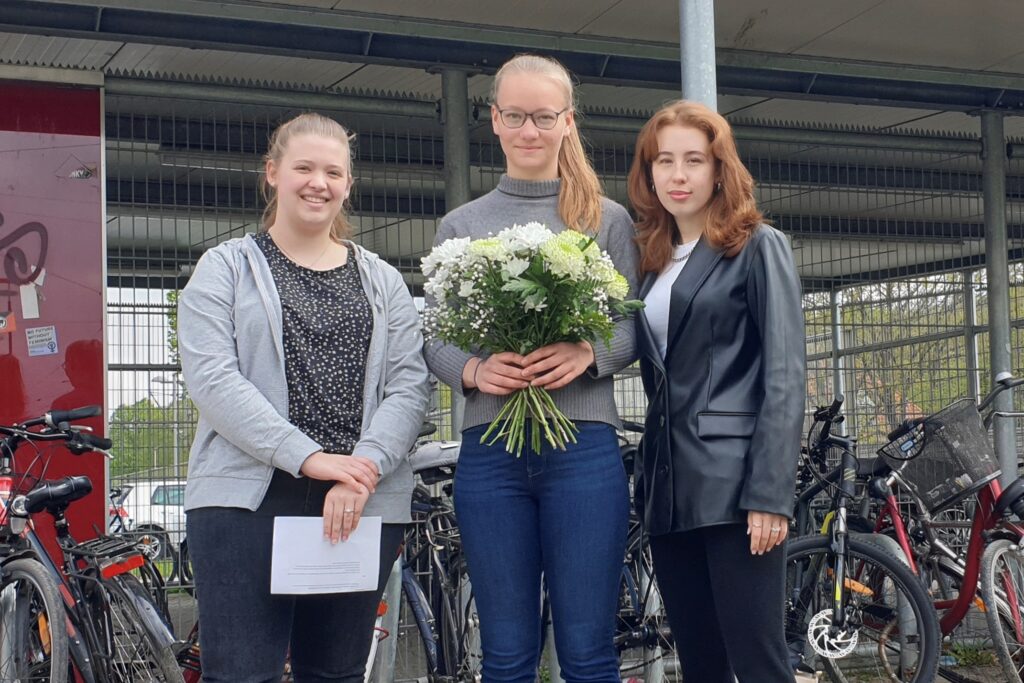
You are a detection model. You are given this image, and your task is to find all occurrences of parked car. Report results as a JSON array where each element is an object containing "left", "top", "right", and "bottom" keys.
[{"left": 113, "top": 479, "right": 186, "bottom": 560}]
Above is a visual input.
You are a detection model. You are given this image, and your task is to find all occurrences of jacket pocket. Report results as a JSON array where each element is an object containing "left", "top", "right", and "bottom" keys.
[{"left": 697, "top": 411, "right": 757, "bottom": 438}]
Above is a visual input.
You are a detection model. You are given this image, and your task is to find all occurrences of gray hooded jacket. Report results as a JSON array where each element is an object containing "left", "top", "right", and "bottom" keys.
[{"left": 178, "top": 234, "right": 429, "bottom": 523}]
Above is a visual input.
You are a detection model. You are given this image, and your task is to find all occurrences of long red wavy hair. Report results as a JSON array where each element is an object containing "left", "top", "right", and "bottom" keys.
[{"left": 628, "top": 100, "right": 763, "bottom": 274}]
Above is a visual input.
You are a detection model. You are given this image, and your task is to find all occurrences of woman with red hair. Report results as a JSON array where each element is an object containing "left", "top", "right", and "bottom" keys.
[{"left": 627, "top": 100, "right": 804, "bottom": 682}]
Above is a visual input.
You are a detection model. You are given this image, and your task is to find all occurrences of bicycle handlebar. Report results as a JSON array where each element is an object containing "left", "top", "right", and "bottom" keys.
[
  {"left": 809, "top": 394, "right": 845, "bottom": 450},
  {"left": 47, "top": 405, "right": 101, "bottom": 426},
  {"left": 0, "top": 406, "right": 112, "bottom": 457},
  {"left": 979, "top": 375, "right": 1024, "bottom": 412}
]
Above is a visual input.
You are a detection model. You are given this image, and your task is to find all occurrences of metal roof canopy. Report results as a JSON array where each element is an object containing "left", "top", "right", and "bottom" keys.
[{"left": 5, "top": 0, "right": 1024, "bottom": 113}]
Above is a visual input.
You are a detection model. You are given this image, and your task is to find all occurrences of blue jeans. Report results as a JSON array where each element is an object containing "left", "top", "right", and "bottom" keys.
[{"left": 455, "top": 422, "right": 629, "bottom": 683}]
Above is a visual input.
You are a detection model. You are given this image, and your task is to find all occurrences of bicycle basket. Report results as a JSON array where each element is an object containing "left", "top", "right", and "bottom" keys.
[{"left": 877, "top": 398, "right": 1000, "bottom": 513}]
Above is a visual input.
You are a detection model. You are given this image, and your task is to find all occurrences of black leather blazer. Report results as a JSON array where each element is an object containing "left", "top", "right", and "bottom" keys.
[{"left": 635, "top": 225, "right": 806, "bottom": 535}]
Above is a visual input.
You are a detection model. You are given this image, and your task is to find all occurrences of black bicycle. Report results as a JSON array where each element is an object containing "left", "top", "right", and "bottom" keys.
[
  {"left": 0, "top": 406, "right": 182, "bottom": 682},
  {"left": 785, "top": 396, "right": 941, "bottom": 682}
]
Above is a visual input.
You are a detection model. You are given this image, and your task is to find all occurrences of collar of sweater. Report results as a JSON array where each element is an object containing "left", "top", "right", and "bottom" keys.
[{"left": 497, "top": 174, "right": 561, "bottom": 198}]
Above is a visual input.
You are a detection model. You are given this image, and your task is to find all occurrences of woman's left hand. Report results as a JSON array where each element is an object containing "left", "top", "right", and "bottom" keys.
[
  {"left": 747, "top": 510, "right": 788, "bottom": 555},
  {"left": 521, "top": 341, "right": 595, "bottom": 390},
  {"left": 323, "top": 481, "right": 370, "bottom": 544}
]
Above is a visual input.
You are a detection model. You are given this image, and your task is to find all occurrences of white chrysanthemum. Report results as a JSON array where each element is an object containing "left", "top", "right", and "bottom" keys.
[
  {"left": 540, "top": 231, "right": 587, "bottom": 280},
  {"left": 497, "top": 222, "right": 555, "bottom": 254},
  {"left": 467, "top": 237, "right": 509, "bottom": 262},
  {"left": 607, "top": 273, "right": 629, "bottom": 300},
  {"left": 502, "top": 257, "right": 530, "bottom": 279},
  {"left": 421, "top": 236, "right": 471, "bottom": 276},
  {"left": 458, "top": 280, "right": 478, "bottom": 297}
]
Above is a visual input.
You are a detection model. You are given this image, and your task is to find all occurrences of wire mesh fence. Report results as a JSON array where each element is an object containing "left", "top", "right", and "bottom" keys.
[{"left": 102, "top": 94, "right": 1024, "bottom": 657}]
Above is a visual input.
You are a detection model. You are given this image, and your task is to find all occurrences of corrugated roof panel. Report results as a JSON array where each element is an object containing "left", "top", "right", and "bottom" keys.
[
  {"left": 316, "top": 0, "right": 619, "bottom": 34},
  {"left": 334, "top": 65, "right": 439, "bottom": 96},
  {"left": 0, "top": 31, "right": 120, "bottom": 69},
  {"left": 104, "top": 43, "right": 365, "bottom": 89}
]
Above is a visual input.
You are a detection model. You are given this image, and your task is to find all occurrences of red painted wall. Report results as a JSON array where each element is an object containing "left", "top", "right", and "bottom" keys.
[{"left": 0, "top": 80, "right": 105, "bottom": 558}]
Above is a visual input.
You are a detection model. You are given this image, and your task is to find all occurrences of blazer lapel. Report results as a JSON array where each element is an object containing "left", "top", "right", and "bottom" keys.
[
  {"left": 664, "top": 237, "right": 723, "bottom": 354},
  {"left": 638, "top": 271, "right": 657, "bottom": 300},
  {"left": 636, "top": 307, "right": 665, "bottom": 373}
]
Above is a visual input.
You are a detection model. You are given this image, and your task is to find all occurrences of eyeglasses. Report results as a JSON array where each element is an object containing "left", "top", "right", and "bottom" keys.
[{"left": 495, "top": 107, "right": 569, "bottom": 130}]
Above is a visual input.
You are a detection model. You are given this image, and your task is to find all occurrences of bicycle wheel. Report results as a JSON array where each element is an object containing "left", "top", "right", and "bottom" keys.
[
  {"left": 981, "top": 538, "right": 1024, "bottom": 682},
  {"left": 785, "top": 535, "right": 940, "bottom": 683},
  {"left": 103, "top": 573, "right": 182, "bottom": 681},
  {"left": 0, "top": 557, "right": 69, "bottom": 683},
  {"left": 616, "top": 539, "right": 679, "bottom": 683},
  {"left": 435, "top": 565, "right": 481, "bottom": 682}
]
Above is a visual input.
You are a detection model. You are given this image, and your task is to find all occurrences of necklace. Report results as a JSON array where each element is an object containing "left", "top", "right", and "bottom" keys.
[
  {"left": 270, "top": 231, "right": 334, "bottom": 270},
  {"left": 670, "top": 241, "right": 698, "bottom": 263}
]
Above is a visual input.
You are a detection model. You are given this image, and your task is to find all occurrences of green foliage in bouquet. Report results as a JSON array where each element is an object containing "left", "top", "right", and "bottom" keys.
[{"left": 422, "top": 222, "right": 643, "bottom": 456}]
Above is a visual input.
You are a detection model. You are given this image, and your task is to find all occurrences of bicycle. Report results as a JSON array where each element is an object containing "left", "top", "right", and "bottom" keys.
[
  {"left": 784, "top": 396, "right": 942, "bottom": 682},
  {"left": 612, "top": 420, "right": 678, "bottom": 682},
  {"left": 0, "top": 408, "right": 99, "bottom": 683},
  {"left": 0, "top": 406, "right": 182, "bottom": 682},
  {"left": 868, "top": 375, "right": 1024, "bottom": 681},
  {"left": 387, "top": 438, "right": 480, "bottom": 682}
]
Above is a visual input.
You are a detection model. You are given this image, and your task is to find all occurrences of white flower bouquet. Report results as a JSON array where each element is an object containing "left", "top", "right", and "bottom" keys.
[{"left": 422, "top": 222, "right": 643, "bottom": 456}]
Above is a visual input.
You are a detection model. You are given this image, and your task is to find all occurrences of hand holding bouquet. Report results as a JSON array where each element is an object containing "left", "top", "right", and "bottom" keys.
[{"left": 422, "top": 222, "right": 643, "bottom": 456}]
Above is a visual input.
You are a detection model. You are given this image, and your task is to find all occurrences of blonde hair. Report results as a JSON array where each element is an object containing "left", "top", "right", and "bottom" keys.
[
  {"left": 492, "top": 55, "right": 604, "bottom": 233},
  {"left": 628, "top": 100, "right": 763, "bottom": 273},
  {"left": 261, "top": 112, "right": 354, "bottom": 241}
]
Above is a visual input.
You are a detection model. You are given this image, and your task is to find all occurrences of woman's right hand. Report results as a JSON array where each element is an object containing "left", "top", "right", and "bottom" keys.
[
  {"left": 300, "top": 451, "right": 379, "bottom": 493},
  {"left": 464, "top": 353, "right": 528, "bottom": 395}
]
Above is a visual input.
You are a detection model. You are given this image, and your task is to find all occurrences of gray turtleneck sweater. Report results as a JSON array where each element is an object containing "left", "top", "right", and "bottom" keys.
[{"left": 423, "top": 174, "right": 640, "bottom": 431}]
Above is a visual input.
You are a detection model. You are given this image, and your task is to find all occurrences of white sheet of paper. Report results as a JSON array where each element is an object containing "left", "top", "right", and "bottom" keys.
[
  {"left": 19, "top": 283, "right": 39, "bottom": 319},
  {"left": 270, "top": 516, "right": 382, "bottom": 594}
]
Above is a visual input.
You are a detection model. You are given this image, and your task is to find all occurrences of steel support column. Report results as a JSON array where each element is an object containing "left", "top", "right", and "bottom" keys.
[
  {"left": 678, "top": 0, "right": 717, "bottom": 109},
  {"left": 963, "top": 269, "right": 980, "bottom": 401},
  {"left": 981, "top": 111, "right": 1015, "bottom": 483},
  {"left": 831, "top": 290, "right": 846, "bottom": 405},
  {"left": 442, "top": 68, "right": 472, "bottom": 439}
]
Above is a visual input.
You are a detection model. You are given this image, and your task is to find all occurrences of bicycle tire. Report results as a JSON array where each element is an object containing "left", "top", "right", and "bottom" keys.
[
  {"left": 785, "top": 535, "right": 940, "bottom": 683},
  {"left": 616, "top": 536, "right": 679, "bottom": 682},
  {"left": 0, "top": 557, "right": 69, "bottom": 683},
  {"left": 980, "top": 538, "right": 1024, "bottom": 682},
  {"left": 103, "top": 573, "right": 183, "bottom": 682},
  {"left": 435, "top": 564, "right": 481, "bottom": 681}
]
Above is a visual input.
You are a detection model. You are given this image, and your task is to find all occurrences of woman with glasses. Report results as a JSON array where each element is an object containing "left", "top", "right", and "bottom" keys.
[{"left": 424, "top": 54, "right": 638, "bottom": 682}]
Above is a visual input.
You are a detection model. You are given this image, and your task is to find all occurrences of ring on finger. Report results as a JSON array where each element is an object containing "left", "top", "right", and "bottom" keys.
[
  {"left": 770, "top": 526, "right": 782, "bottom": 532},
  {"left": 343, "top": 508, "right": 355, "bottom": 514}
]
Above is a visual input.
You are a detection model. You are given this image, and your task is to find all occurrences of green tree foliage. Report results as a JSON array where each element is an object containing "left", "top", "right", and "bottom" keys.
[
  {"left": 108, "top": 395, "right": 194, "bottom": 479},
  {"left": 165, "top": 290, "right": 181, "bottom": 367}
]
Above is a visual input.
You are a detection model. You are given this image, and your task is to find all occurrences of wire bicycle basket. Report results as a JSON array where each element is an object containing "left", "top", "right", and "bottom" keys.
[{"left": 878, "top": 398, "right": 1001, "bottom": 513}]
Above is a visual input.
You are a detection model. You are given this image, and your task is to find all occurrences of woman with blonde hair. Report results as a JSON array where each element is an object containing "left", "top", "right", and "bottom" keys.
[
  {"left": 180, "top": 112, "right": 429, "bottom": 682},
  {"left": 628, "top": 100, "right": 804, "bottom": 682},
  {"left": 424, "top": 55, "right": 638, "bottom": 682}
]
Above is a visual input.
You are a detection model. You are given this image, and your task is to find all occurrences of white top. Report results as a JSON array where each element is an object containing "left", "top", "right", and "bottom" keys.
[{"left": 643, "top": 239, "right": 699, "bottom": 359}]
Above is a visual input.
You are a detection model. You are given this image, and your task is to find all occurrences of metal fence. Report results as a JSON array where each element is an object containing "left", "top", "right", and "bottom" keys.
[{"left": 103, "top": 96, "right": 1024, "bottom": 652}]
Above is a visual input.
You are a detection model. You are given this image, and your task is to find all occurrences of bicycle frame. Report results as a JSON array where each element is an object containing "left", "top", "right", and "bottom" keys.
[{"left": 873, "top": 473, "right": 1024, "bottom": 635}]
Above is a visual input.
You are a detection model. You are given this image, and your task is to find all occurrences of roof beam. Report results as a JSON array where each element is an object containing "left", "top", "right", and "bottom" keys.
[{"left": 6, "top": 0, "right": 1024, "bottom": 112}]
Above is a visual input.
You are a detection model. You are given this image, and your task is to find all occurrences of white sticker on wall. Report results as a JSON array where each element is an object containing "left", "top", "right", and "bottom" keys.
[{"left": 26, "top": 325, "right": 58, "bottom": 357}]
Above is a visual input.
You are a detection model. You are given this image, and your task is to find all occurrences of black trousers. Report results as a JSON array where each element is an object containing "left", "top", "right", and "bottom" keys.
[
  {"left": 187, "top": 470, "right": 405, "bottom": 683},
  {"left": 649, "top": 523, "right": 795, "bottom": 683}
]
